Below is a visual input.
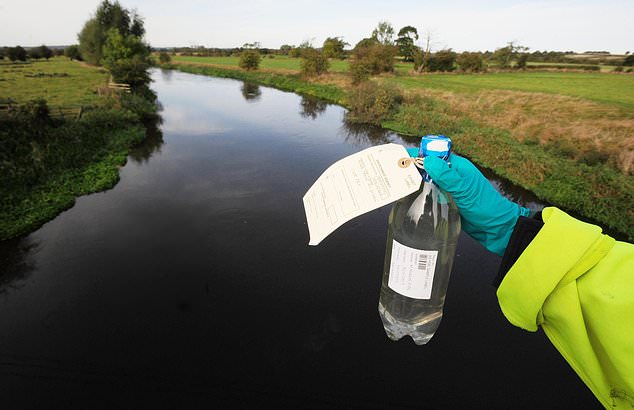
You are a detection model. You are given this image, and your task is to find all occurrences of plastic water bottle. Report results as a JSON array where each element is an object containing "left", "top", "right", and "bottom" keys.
[{"left": 378, "top": 135, "right": 461, "bottom": 345}]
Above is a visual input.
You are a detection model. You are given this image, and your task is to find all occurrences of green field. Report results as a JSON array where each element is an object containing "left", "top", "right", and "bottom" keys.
[
  {"left": 0, "top": 57, "right": 109, "bottom": 107},
  {"left": 388, "top": 71, "right": 634, "bottom": 110}
]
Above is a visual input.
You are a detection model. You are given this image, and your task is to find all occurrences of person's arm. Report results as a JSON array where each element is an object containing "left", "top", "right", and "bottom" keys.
[{"left": 418, "top": 152, "right": 634, "bottom": 409}]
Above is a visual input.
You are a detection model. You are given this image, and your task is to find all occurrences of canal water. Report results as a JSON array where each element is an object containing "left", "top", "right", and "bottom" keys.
[{"left": 0, "top": 69, "right": 598, "bottom": 408}]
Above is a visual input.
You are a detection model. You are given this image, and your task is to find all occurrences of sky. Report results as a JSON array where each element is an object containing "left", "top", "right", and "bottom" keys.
[{"left": 1, "top": 0, "right": 632, "bottom": 53}]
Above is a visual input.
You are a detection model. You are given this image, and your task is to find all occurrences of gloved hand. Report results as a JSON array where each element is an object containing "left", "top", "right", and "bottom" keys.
[{"left": 421, "top": 153, "right": 530, "bottom": 256}]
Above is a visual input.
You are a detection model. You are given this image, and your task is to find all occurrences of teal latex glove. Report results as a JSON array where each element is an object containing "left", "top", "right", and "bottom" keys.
[
  {"left": 406, "top": 147, "right": 420, "bottom": 157},
  {"left": 421, "top": 153, "right": 530, "bottom": 256}
]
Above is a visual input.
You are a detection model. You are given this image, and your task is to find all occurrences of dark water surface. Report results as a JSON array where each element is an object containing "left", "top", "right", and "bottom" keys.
[{"left": 0, "top": 70, "right": 599, "bottom": 409}]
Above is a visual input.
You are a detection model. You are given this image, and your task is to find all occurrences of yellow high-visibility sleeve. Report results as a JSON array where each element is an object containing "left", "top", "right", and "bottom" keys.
[{"left": 497, "top": 207, "right": 634, "bottom": 408}]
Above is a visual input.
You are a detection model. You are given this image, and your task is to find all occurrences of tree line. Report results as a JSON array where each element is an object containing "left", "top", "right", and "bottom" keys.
[{"left": 168, "top": 21, "right": 631, "bottom": 80}]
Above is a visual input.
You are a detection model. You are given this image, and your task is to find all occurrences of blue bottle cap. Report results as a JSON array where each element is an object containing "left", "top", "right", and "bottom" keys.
[{"left": 419, "top": 135, "right": 452, "bottom": 161}]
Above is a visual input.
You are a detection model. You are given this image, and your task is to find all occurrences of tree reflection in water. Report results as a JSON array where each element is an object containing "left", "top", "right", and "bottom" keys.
[
  {"left": 0, "top": 237, "right": 38, "bottom": 295},
  {"left": 299, "top": 95, "right": 328, "bottom": 120},
  {"left": 129, "top": 115, "right": 165, "bottom": 165},
  {"left": 339, "top": 118, "right": 393, "bottom": 147},
  {"left": 240, "top": 82, "right": 262, "bottom": 102}
]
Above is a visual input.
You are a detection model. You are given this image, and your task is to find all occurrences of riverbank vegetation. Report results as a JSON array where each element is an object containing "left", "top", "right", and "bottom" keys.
[
  {"left": 1, "top": 0, "right": 158, "bottom": 240},
  {"left": 161, "top": 21, "right": 633, "bottom": 241}
]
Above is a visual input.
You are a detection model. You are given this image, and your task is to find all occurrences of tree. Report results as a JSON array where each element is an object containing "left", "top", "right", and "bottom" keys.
[
  {"left": 624, "top": 54, "right": 634, "bottom": 66},
  {"left": 64, "top": 45, "right": 82, "bottom": 61},
  {"left": 349, "top": 37, "right": 397, "bottom": 83},
  {"left": 239, "top": 43, "right": 261, "bottom": 71},
  {"left": 516, "top": 53, "right": 528, "bottom": 69},
  {"left": 78, "top": 0, "right": 146, "bottom": 65},
  {"left": 300, "top": 47, "right": 329, "bottom": 77},
  {"left": 28, "top": 47, "right": 42, "bottom": 60},
  {"left": 38, "top": 45, "right": 53, "bottom": 60},
  {"left": 492, "top": 41, "right": 529, "bottom": 69},
  {"left": 78, "top": 18, "right": 104, "bottom": 64},
  {"left": 7, "top": 46, "right": 27, "bottom": 62},
  {"left": 158, "top": 51, "right": 171, "bottom": 64},
  {"left": 396, "top": 26, "right": 419, "bottom": 62},
  {"left": 414, "top": 29, "right": 436, "bottom": 73},
  {"left": 279, "top": 44, "right": 293, "bottom": 55},
  {"left": 371, "top": 21, "right": 395, "bottom": 45},
  {"left": 322, "top": 37, "right": 348, "bottom": 59},
  {"left": 101, "top": 28, "right": 152, "bottom": 86}
]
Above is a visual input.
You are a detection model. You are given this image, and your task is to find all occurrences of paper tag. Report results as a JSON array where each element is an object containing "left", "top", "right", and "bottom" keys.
[
  {"left": 388, "top": 240, "right": 438, "bottom": 299},
  {"left": 303, "top": 143, "right": 422, "bottom": 245}
]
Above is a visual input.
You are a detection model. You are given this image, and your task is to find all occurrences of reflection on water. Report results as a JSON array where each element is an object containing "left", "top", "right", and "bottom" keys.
[
  {"left": 299, "top": 95, "right": 328, "bottom": 120},
  {"left": 159, "top": 68, "right": 173, "bottom": 83},
  {"left": 241, "top": 82, "right": 262, "bottom": 102},
  {"left": 0, "top": 238, "right": 38, "bottom": 294},
  {"left": 128, "top": 116, "right": 165, "bottom": 165},
  {"left": 339, "top": 117, "right": 411, "bottom": 148}
]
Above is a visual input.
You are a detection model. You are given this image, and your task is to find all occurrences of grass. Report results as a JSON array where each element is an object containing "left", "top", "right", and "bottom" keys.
[
  {"left": 0, "top": 57, "right": 109, "bottom": 107},
  {"left": 166, "top": 58, "right": 634, "bottom": 242},
  {"left": 0, "top": 57, "right": 152, "bottom": 240},
  {"left": 387, "top": 71, "right": 634, "bottom": 110},
  {"left": 0, "top": 115, "right": 146, "bottom": 240},
  {"left": 174, "top": 55, "right": 351, "bottom": 72}
]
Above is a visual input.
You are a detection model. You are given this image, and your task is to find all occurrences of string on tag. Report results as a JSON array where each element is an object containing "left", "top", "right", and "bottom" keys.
[{"left": 398, "top": 157, "right": 424, "bottom": 169}]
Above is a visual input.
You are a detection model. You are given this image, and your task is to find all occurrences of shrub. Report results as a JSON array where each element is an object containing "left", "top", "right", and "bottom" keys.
[
  {"left": 300, "top": 48, "right": 329, "bottom": 77},
  {"left": 158, "top": 52, "right": 171, "bottom": 64},
  {"left": 288, "top": 48, "right": 302, "bottom": 58},
  {"left": 120, "top": 92, "right": 158, "bottom": 120},
  {"left": 516, "top": 53, "right": 528, "bottom": 69},
  {"left": 322, "top": 37, "right": 348, "bottom": 60},
  {"left": 349, "top": 38, "right": 397, "bottom": 84},
  {"left": 64, "top": 45, "right": 82, "bottom": 61},
  {"left": 239, "top": 49, "right": 261, "bottom": 71},
  {"left": 345, "top": 82, "right": 403, "bottom": 125},
  {"left": 456, "top": 52, "right": 485, "bottom": 73},
  {"left": 19, "top": 98, "right": 51, "bottom": 127},
  {"left": 7, "top": 46, "right": 27, "bottom": 62},
  {"left": 427, "top": 49, "right": 456, "bottom": 72}
]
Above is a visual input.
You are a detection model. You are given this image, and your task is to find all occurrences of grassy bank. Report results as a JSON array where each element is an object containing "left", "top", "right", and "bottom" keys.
[
  {"left": 168, "top": 60, "right": 633, "bottom": 241},
  {"left": 0, "top": 58, "right": 109, "bottom": 107},
  {"left": 0, "top": 58, "right": 153, "bottom": 240}
]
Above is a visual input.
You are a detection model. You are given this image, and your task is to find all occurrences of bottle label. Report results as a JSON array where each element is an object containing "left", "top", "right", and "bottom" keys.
[
  {"left": 303, "top": 144, "right": 422, "bottom": 246},
  {"left": 388, "top": 240, "right": 438, "bottom": 299}
]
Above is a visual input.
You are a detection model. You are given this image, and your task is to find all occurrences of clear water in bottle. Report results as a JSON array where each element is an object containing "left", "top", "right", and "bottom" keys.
[{"left": 378, "top": 178, "right": 461, "bottom": 345}]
